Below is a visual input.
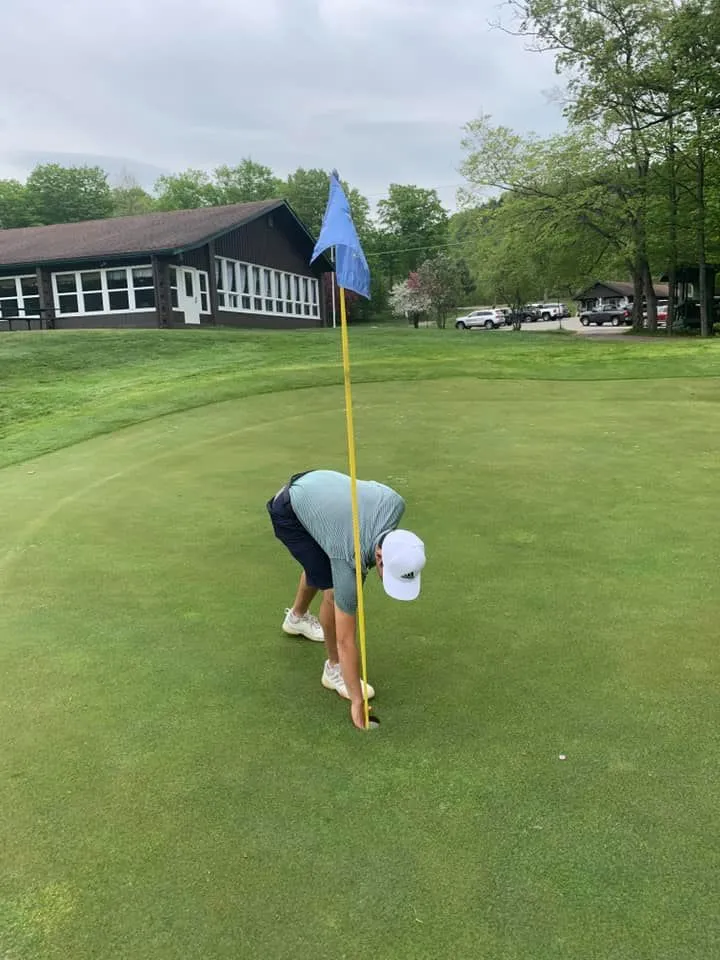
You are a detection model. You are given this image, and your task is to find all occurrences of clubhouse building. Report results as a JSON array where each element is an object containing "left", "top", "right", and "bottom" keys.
[{"left": 0, "top": 201, "right": 331, "bottom": 331}]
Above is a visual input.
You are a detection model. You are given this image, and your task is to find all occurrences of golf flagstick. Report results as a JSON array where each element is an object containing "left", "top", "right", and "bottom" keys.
[{"left": 338, "top": 286, "right": 371, "bottom": 730}]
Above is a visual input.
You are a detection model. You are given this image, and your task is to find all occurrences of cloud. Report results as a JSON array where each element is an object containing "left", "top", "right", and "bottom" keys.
[{"left": 0, "top": 0, "right": 563, "bottom": 206}]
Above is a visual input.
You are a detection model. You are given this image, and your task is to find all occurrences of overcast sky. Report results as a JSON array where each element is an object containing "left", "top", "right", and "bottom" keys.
[{"left": 0, "top": 0, "right": 564, "bottom": 209}]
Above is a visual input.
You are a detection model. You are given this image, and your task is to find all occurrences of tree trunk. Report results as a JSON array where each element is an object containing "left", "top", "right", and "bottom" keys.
[
  {"left": 643, "top": 259, "right": 657, "bottom": 333},
  {"left": 632, "top": 261, "right": 644, "bottom": 331},
  {"left": 696, "top": 127, "right": 710, "bottom": 337},
  {"left": 667, "top": 117, "right": 678, "bottom": 336}
]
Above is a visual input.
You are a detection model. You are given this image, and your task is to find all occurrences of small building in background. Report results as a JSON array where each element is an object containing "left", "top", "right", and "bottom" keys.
[
  {"left": 574, "top": 280, "right": 670, "bottom": 314},
  {"left": 0, "top": 201, "right": 331, "bottom": 331}
]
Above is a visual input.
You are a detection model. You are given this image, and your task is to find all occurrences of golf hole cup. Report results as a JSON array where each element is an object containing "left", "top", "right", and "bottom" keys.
[{"left": 366, "top": 716, "right": 381, "bottom": 730}]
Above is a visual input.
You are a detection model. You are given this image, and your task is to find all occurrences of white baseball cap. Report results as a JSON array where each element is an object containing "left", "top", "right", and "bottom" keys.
[{"left": 381, "top": 529, "right": 426, "bottom": 601}]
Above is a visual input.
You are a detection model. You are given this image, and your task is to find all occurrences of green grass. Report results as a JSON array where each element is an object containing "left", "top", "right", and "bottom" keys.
[
  {"left": 1, "top": 328, "right": 719, "bottom": 959},
  {"left": 2, "top": 326, "right": 720, "bottom": 468}
]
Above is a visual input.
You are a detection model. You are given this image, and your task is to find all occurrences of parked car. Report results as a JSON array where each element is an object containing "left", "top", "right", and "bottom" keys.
[
  {"left": 578, "top": 306, "right": 632, "bottom": 326},
  {"left": 455, "top": 309, "right": 505, "bottom": 330},
  {"left": 534, "top": 302, "right": 571, "bottom": 321}
]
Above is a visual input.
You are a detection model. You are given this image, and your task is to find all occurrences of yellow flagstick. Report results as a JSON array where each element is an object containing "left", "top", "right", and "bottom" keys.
[{"left": 338, "top": 286, "right": 371, "bottom": 730}]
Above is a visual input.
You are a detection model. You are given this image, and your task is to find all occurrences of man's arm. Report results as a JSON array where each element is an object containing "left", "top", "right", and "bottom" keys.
[
  {"left": 330, "top": 559, "right": 368, "bottom": 729},
  {"left": 334, "top": 606, "right": 362, "bottom": 704}
]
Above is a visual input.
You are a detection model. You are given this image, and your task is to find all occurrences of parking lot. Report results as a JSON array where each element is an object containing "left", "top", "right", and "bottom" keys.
[{"left": 484, "top": 317, "right": 629, "bottom": 335}]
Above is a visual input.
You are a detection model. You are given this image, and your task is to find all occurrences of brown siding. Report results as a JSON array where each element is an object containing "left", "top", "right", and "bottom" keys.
[
  {"left": 214, "top": 208, "right": 322, "bottom": 279},
  {"left": 37, "top": 266, "right": 55, "bottom": 329},
  {"left": 178, "top": 247, "right": 211, "bottom": 272},
  {"left": 153, "top": 256, "right": 173, "bottom": 328},
  {"left": 52, "top": 312, "right": 159, "bottom": 330}
]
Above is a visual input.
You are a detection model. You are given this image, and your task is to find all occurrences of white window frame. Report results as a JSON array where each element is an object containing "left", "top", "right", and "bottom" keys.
[
  {"left": 215, "top": 256, "right": 321, "bottom": 319},
  {"left": 51, "top": 265, "right": 157, "bottom": 316},
  {"left": 0, "top": 274, "right": 41, "bottom": 320}
]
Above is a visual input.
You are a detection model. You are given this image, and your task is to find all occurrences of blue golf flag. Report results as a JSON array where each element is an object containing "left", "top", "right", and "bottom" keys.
[{"left": 311, "top": 171, "right": 371, "bottom": 299}]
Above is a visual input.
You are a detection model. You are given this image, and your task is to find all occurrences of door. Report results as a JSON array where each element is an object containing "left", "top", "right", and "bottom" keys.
[{"left": 178, "top": 268, "right": 201, "bottom": 325}]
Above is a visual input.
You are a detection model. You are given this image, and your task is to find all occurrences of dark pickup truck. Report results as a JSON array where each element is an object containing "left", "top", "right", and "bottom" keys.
[{"left": 578, "top": 307, "right": 631, "bottom": 327}]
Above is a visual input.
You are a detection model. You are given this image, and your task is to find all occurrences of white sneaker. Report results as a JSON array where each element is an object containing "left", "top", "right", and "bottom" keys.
[
  {"left": 282, "top": 609, "right": 324, "bottom": 642},
  {"left": 321, "top": 660, "right": 376, "bottom": 700}
]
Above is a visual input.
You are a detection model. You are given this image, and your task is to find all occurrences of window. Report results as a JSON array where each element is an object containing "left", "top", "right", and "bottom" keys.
[
  {"left": 215, "top": 261, "right": 225, "bottom": 307},
  {"left": 264, "top": 269, "right": 274, "bottom": 312},
  {"left": 132, "top": 267, "right": 155, "bottom": 310},
  {"left": 239, "top": 264, "right": 250, "bottom": 310},
  {"left": 169, "top": 267, "right": 179, "bottom": 309},
  {"left": 56, "top": 273, "right": 79, "bottom": 314},
  {"left": 52, "top": 265, "right": 156, "bottom": 315},
  {"left": 225, "top": 261, "right": 238, "bottom": 308},
  {"left": 199, "top": 272, "right": 209, "bottom": 313},
  {"left": 0, "top": 275, "right": 41, "bottom": 320},
  {"left": 311, "top": 279, "right": 319, "bottom": 317},
  {"left": 106, "top": 269, "right": 130, "bottom": 311},
  {"left": 80, "top": 272, "right": 103, "bottom": 312},
  {"left": 252, "top": 267, "right": 262, "bottom": 311},
  {"left": 213, "top": 256, "right": 319, "bottom": 319},
  {"left": 284, "top": 274, "right": 293, "bottom": 313}
]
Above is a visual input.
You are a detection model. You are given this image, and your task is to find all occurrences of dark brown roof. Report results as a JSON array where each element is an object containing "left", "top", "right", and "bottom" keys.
[
  {"left": 575, "top": 280, "right": 670, "bottom": 300},
  {"left": 0, "top": 200, "right": 288, "bottom": 268}
]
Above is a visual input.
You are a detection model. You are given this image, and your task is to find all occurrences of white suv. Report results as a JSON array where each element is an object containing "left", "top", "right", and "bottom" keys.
[
  {"left": 532, "top": 302, "right": 570, "bottom": 320},
  {"left": 455, "top": 309, "right": 505, "bottom": 330}
]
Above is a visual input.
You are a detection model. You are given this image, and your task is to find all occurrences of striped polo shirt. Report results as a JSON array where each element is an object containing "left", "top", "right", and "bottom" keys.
[{"left": 289, "top": 470, "right": 406, "bottom": 613}]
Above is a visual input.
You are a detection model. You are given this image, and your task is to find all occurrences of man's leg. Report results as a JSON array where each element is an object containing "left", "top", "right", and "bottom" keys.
[
  {"left": 319, "top": 588, "right": 338, "bottom": 665},
  {"left": 291, "top": 571, "right": 318, "bottom": 618},
  {"left": 282, "top": 572, "right": 324, "bottom": 642}
]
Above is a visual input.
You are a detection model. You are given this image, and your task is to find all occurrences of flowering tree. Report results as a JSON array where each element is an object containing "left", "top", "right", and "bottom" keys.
[
  {"left": 389, "top": 275, "right": 432, "bottom": 327},
  {"left": 415, "top": 254, "right": 467, "bottom": 328}
]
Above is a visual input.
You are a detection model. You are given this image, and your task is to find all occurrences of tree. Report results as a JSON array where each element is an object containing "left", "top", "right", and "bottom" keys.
[
  {"left": 502, "top": 0, "right": 720, "bottom": 335},
  {"left": 25, "top": 164, "right": 113, "bottom": 224},
  {"left": 283, "top": 168, "right": 371, "bottom": 240},
  {"left": 0, "top": 179, "right": 32, "bottom": 228},
  {"left": 154, "top": 169, "right": 218, "bottom": 210},
  {"left": 415, "top": 254, "right": 466, "bottom": 328},
  {"left": 376, "top": 185, "right": 449, "bottom": 282},
  {"left": 460, "top": 120, "right": 633, "bottom": 295},
  {"left": 662, "top": 0, "right": 720, "bottom": 336},
  {"left": 111, "top": 173, "right": 155, "bottom": 218},
  {"left": 214, "top": 159, "right": 283, "bottom": 204},
  {"left": 389, "top": 276, "right": 432, "bottom": 327}
]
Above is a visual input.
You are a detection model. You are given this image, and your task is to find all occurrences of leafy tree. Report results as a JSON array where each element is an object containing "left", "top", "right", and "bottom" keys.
[
  {"left": 111, "top": 173, "right": 155, "bottom": 218},
  {"left": 154, "top": 169, "right": 218, "bottom": 210},
  {"left": 25, "top": 164, "right": 113, "bottom": 224},
  {"left": 502, "top": 0, "right": 720, "bottom": 335},
  {"left": 214, "top": 159, "right": 283, "bottom": 204},
  {"left": 460, "top": 119, "right": 632, "bottom": 288},
  {"left": 282, "top": 168, "right": 371, "bottom": 240},
  {"left": 376, "top": 184, "right": 449, "bottom": 281},
  {"left": 0, "top": 179, "right": 32, "bottom": 228}
]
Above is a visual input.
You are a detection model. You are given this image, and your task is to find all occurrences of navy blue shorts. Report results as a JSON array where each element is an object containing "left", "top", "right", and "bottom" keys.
[{"left": 267, "top": 473, "right": 333, "bottom": 591}]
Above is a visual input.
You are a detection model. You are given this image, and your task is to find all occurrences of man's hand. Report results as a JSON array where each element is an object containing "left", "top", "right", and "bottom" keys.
[{"left": 351, "top": 699, "right": 371, "bottom": 730}]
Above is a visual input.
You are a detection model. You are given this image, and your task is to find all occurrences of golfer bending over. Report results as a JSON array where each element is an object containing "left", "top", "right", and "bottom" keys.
[{"left": 267, "top": 469, "right": 426, "bottom": 729}]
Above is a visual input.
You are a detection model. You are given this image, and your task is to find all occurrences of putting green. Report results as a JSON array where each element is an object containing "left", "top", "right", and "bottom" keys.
[{"left": 1, "top": 378, "right": 718, "bottom": 959}]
